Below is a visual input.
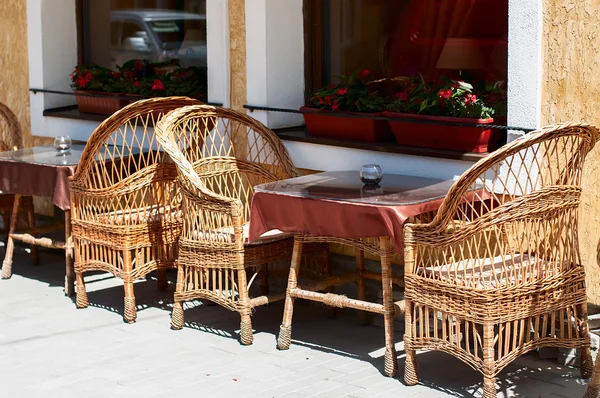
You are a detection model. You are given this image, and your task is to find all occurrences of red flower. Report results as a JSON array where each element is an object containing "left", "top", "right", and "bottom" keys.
[
  {"left": 76, "top": 72, "right": 92, "bottom": 88},
  {"left": 135, "top": 60, "right": 144, "bottom": 71},
  {"left": 134, "top": 81, "right": 140, "bottom": 87},
  {"left": 112, "top": 72, "right": 121, "bottom": 79},
  {"left": 416, "top": 98, "right": 424, "bottom": 104},
  {"left": 337, "top": 88, "right": 348, "bottom": 95},
  {"left": 452, "top": 82, "right": 460, "bottom": 89},
  {"left": 324, "top": 96, "right": 332, "bottom": 105},
  {"left": 395, "top": 92, "right": 408, "bottom": 101},
  {"left": 331, "top": 102, "right": 339, "bottom": 111},
  {"left": 464, "top": 93, "right": 477, "bottom": 105},
  {"left": 329, "top": 84, "right": 336, "bottom": 89},
  {"left": 358, "top": 69, "right": 370, "bottom": 78},
  {"left": 438, "top": 89, "right": 452, "bottom": 100},
  {"left": 152, "top": 79, "right": 165, "bottom": 91},
  {"left": 318, "top": 98, "right": 323, "bottom": 105},
  {"left": 76, "top": 76, "right": 88, "bottom": 88},
  {"left": 124, "top": 71, "right": 136, "bottom": 80}
]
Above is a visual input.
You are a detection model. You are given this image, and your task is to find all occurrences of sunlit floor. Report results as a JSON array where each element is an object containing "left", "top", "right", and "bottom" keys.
[{"left": 0, "top": 243, "right": 593, "bottom": 398}]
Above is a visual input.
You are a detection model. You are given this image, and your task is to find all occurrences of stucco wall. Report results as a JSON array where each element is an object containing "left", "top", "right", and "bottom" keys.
[
  {"left": 0, "top": 1, "right": 31, "bottom": 147},
  {"left": 541, "top": 0, "right": 600, "bottom": 306}
]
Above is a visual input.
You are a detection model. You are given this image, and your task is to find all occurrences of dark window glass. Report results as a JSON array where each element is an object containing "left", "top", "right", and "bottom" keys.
[{"left": 305, "top": 0, "right": 508, "bottom": 98}]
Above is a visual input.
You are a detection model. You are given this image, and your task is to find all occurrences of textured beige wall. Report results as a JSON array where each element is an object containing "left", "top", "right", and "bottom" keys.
[
  {"left": 229, "top": 0, "right": 247, "bottom": 113},
  {"left": 542, "top": 0, "right": 600, "bottom": 305},
  {"left": 0, "top": 1, "right": 31, "bottom": 147}
]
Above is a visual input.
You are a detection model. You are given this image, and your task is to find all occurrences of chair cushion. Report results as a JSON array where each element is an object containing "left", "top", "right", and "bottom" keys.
[
  {"left": 191, "top": 223, "right": 292, "bottom": 246},
  {"left": 420, "top": 254, "right": 558, "bottom": 289}
]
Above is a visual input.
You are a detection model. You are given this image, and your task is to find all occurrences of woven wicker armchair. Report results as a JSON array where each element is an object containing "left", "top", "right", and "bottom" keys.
[
  {"left": 154, "top": 105, "right": 320, "bottom": 345},
  {"left": 69, "top": 97, "right": 201, "bottom": 323},
  {"left": 0, "top": 101, "right": 37, "bottom": 269},
  {"left": 402, "top": 124, "right": 600, "bottom": 398}
]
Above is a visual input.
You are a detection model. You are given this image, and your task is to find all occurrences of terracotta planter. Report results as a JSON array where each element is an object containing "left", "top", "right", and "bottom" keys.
[
  {"left": 74, "top": 91, "right": 129, "bottom": 115},
  {"left": 301, "top": 106, "right": 392, "bottom": 142},
  {"left": 383, "top": 111, "right": 500, "bottom": 153}
]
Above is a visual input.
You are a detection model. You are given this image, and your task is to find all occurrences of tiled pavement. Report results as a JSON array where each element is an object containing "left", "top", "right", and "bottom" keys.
[{"left": 0, "top": 245, "right": 593, "bottom": 398}]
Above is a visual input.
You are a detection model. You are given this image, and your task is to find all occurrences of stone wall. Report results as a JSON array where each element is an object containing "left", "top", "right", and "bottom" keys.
[{"left": 542, "top": 0, "right": 600, "bottom": 305}]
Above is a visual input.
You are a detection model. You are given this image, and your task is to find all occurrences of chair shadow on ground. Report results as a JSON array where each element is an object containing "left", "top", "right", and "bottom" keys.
[{"left": 4, "top": 243, "right": 591, "bottom": 398}]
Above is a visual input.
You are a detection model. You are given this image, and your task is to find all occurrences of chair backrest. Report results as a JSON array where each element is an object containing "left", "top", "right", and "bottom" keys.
[
  {"left": 70, "top": 96, "right": 202, "bottom": 220},
  {"left": 407, "top": 123, "right": 600, "bottom": 286},
  {"left": 0, "top": 101, "right": 23, "bottom": 152},
  {"left": 154, "top": 105, "right": 300, "bottom": 223}
]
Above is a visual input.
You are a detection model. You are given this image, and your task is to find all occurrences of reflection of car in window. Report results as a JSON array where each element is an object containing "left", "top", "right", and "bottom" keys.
[{"left": 110, "top": 9, "right": 207, "bottom": 69}]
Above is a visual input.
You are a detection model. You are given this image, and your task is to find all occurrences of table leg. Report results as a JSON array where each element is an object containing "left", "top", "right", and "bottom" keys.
[
  {"left": 277, "top": 236, "right": 303, "bottom": 350},
  {"left": 380, "top": 236, "right": 398, "bottom": 377},
  {"left": 1, "top": 194, "right": 21, "bottom": 279},
  {"left": 64, "top": 210, "right": 75, "bottom": 296}
]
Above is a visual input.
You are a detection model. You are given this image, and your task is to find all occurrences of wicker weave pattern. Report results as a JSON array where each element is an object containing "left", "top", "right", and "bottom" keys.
[
  {"left": 69, "top": 97, "right": 201, "bottom": 322},
  {"left": 403, "top": 124, "right": 600, "bottom": 397},
  {"left": 154, "top": 105, "right": 325, "bottom": 344}
]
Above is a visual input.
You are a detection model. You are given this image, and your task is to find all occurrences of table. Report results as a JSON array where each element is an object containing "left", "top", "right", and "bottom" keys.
[
  {"left": 0, "top": 144, "right": 85, "bottom": 296},
  {"left": 248, "top": 170, "right": 457, "bottom": 377}
]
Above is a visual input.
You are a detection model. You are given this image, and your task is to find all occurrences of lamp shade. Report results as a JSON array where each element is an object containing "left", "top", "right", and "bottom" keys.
[{"left": 436, "top": 38, "right": 485, "bottom": 70}]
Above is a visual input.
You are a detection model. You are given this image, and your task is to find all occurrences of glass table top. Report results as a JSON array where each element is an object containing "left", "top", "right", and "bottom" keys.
[
  {"left": 0, "top": 145, "right": 86, "bottom": 166},
  {"left": 255, "top": 170, "right": 457, "bottom": 206}
]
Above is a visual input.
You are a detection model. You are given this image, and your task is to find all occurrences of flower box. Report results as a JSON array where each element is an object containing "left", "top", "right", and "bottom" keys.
[
  {"left": 74, "top": 91, "right": 129, "bottom": 115},
  {"left": 383, "top": 112, "right": 500, "bottom": 153},
  {"left": 301, "top": 107, "right": 392, "bottom": 142}
]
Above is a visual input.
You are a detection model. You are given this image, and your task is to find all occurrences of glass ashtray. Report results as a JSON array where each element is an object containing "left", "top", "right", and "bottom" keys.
[
  {"left": 360, "top": 164, "right": 383, "bottom": 185},
  {"left": 54, "top": 135, "right": 72, "bottom": 152}
]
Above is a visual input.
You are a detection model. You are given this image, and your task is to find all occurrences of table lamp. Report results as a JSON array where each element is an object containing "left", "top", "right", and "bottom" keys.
[{"left": 436, "top": 37, "right": 485, "bottom": 77}]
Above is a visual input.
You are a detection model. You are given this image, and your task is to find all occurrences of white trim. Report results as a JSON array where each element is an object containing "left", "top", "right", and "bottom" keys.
[
  {"left": 284, "top": 141, "right": 474, "bottom": 180},
  {"left": 506, "top": 0, "right": 542, "bottom": 140},
  {"left": 245, "top": 0, "right": 304, "bottom": 129}
]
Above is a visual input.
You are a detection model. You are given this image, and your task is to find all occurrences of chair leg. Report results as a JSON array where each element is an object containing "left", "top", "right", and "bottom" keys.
[
  {"left": 380, "top": 237, "right": 397, "bottom": 378},
  {"left": 1, "top": 195, "right": 21, "bottom": 279},
  {"left": 579, "top": 302, "right": 594, "bottom": 378},
  {"left": 585, "top": 349, "right": 600, "bottom": 398},
  {"left": 75, "top": 272, "right": 88, "bottom": 308},
  {"left": 236, "top": 261, "right": 254, "bottom": 345},
  {"left": 404, "top": 300, "right": 418, "bottom": 386},
  {"left": 482, "top": 323, "right": 496, "bottom": 398},
  {"left": 25, "top": 200, "right": 39, "bottom": 265},
  {"left": 171, "top": 300, "right": 185, "bottom": 330},
  {"left": 240, "top": 310, "right": 254, "bottom": 346},
  {"left": 122, "top": 249, "right": 136, "bottom": 323},
  {"left": 171, "top": 264, "right": 185, "bottom": 330},
  {"left": 278, "top": 238, "right": 303, "bottom": 350}
]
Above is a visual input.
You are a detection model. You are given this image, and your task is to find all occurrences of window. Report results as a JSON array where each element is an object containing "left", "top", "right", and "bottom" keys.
[
  {"left": 304, "top": 0, "right": 508, "bottom": 99},
  {"left": 80, "top": 0, "right": 207, "bottom": 97}
]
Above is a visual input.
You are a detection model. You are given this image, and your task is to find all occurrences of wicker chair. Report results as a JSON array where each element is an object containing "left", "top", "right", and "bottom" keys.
[
  {"left": 402, "top": 123, "right": 600, "bottom": 398},
  {"left": 69, "top": 96, "right": 201, "bottom": 323},
  {"left": 154, "top": 105, "right": 326, "bottom": 345},
  {"left": 0, "top": 101, "right": 37, "bottom": 269}
]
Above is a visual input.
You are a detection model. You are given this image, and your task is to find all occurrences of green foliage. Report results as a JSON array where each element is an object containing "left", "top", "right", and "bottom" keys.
[
  {"left": 310, "top": 69, "right": 386, "bottom": 113},
  {"left": 387, "top": 76, "right": 506, "bottom": 119},
  {"left": 70, "top": 59, "right": 206, "bottom": 98}
]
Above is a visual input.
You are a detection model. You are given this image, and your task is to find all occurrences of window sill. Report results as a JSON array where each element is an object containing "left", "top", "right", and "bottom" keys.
[
  {"left": 44, "top": 105, "right": 110, "bottom": 122},
  {"left": 274, "top": 127, "right": 489, "bottom": 162},
  {"left": 43, "top": 107, "right": 490, "bottom": 162}
]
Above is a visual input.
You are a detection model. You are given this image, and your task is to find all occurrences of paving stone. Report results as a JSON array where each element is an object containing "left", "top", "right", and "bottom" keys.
[{"left": 0, "top": 246, "right": 594, "bottom": 398}]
